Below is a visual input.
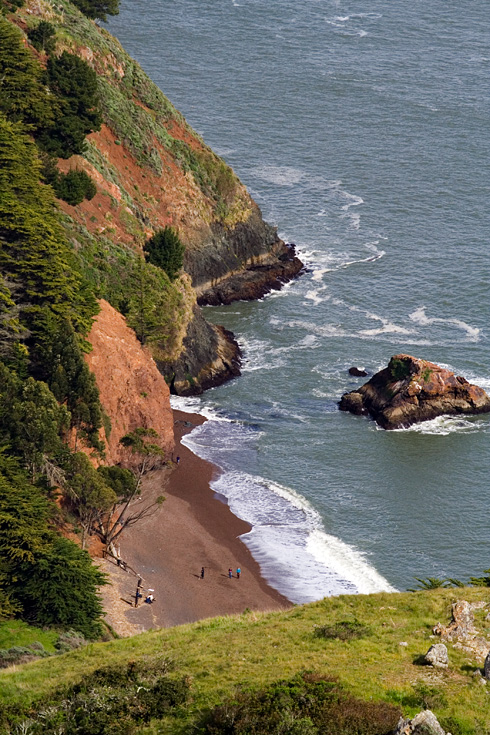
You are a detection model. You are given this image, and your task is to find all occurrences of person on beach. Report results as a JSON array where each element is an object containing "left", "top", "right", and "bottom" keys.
[
  {"left": 236, "top": 567, "right": 241, "bottom": 579},
  {"left": 228, "top": 568, "right": 233, "bottom": 578},
  {"left": 200, "top": 567, "right": 205, "bottom": 579}
]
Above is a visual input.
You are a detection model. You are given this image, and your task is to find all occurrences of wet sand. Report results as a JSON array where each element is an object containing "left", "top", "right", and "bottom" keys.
[{"left": 102, "top": 409, "right": 291, "bottom": 634}]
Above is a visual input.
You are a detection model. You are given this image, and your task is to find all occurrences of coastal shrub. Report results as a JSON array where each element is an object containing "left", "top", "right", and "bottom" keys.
[
  {"left": 53, "top": 169, "right": 97, "bottom": 206},
  {"left": 198, "top": 672, "right": 401, "bottom": 735},
  {"left": 6, "top": 659, "right": 190, "bottom": 734},
  {"left": 389, "top": 356, "right": 411, "bottom": 381},
  {"left": 144, "top": 226, "right": 185, "bottom": 282},
  {"left": 314, "top": 620, "right": 371, "bottom": 641}
]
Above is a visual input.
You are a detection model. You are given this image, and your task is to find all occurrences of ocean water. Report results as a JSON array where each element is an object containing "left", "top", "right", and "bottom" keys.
[{"left": 107, "top": 1, "right": 490, "bottom": 602}]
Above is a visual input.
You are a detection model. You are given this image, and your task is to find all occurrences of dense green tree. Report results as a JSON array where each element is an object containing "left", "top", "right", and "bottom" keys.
[
  {"left": 26, "top": 20, "right": 56, "bottom": 55},
  {"left": 0, "top": 18, "right": 53, "bottom": 132},
  {"left": 72, "top": 0, "right": 119, "bottom": 22},
  {"left": 125, "top": 256, "right": 184, "bottom": 354},
  {"left": 38, "top": 51, "right": 101, "bottom": 158},
  {"left": 37, "top": 320, "right": 103, "bottom": 451},
  {"left": 15, "top": 535, "right": 106, "bottom": 638},
  {"left": 10, "top": 377, "right": 71, "bottom": 481},
  {"left": 0, "top": 451, "right": 106, "bottom": 637},
  {"left": 54, "top": 168, "right": 97, "bottom": 205},
  {"left": 0, "top": 364, "right": 69, "bottom": 480},
  {"left": 66, "top": 453, "right": 116, "bottom": 548},
  {"left": 144, "top": 226, "right": 185, "bottom": 282},
  {"left": 0, "top": 115, "right": 79, "bottom": 323}
]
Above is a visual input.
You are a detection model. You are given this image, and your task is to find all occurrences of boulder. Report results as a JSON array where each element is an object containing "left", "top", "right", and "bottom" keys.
[
  {"left": 339, "top": 354, "right": 490, "bottom": 429},
  {"left": 395, "top": 710, "right": 447, "bottom": 735},
  {"left": 348, "top": 366, "right": 368, "bottom": 377},
  {"left": 424, "top": 643, "right": 448, "bottom": 668},
  {"left": 484, "top": 650, "right": 490, "bottom": 679},
  {"left": 433, "top": 600, "right": 490, "bottom": 662}
]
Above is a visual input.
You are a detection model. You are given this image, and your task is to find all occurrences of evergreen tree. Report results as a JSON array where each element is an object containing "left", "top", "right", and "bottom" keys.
[
  {"left": 15, "top": 535, "right": 106, "bottom": 638},
  {"left": 71, "top": 0, "right": 119, "bottom": 22},
  {"left": 38, "top": 51, "right": 101, "bottom": 158},
  {"left": 0, "top": 451, "right": 106, "bottom": 637},
  {"left": 0, "top": 115, "right": 79, "bottom": 323},
  {"left": 26, "top": 20, "right": 56, "bottom": 55},
  {"left": 144, "top": 226, "right": 185, "bottom": 282},
  {"left": 0, "top": 18, "right": 53, "bottom": 132}
]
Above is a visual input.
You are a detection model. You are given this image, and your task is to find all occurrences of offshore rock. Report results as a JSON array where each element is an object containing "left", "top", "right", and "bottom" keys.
[
  {"left": 339, "top": 354, "right": 490, "bottom": 430},
  {"left": 157, "top": 306, "right": 241, "bottom": 396},
  {"left": 348, "top": 366, "right": 368, "bottom": 377}
]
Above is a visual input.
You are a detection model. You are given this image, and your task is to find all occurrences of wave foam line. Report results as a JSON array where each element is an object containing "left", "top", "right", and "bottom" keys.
[{"left": 409, "top": 306, "right": 480, "bottom": 341}]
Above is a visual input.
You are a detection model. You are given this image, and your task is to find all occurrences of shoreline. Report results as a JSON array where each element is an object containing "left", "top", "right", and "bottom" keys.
[{"left": 101, "top": 408, "right": 291, "bottom": 635}]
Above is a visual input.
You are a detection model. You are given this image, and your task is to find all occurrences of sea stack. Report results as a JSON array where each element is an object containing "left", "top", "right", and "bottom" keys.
[{"left": 339, "top": 354, "right": 490, "bottom": 430}]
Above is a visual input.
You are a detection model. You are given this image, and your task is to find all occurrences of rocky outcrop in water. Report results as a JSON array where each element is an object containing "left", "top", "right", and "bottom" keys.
[
  {"left": 339, "top": 354, "right": 490, "bottom": 430},
  {"left": 157, "top": 306, "right": 241, "bottom": 395},
  {"left": 189, "top": 211, "right": 303, "bottom": 305}
]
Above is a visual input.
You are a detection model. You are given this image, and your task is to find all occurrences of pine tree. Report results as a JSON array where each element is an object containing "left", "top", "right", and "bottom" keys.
[
  {"left": 0, "top": 18, "right": 53, "bottom": 132},
  {"left": 144, "top": 226, "right": 185, "bottom": 282}
]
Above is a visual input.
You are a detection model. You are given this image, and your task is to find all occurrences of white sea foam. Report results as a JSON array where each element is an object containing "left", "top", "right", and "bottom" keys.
[
  {"left": 409, "top": 307, "right": 481, "bottom": 341},
  {"left": 306, "top": 530, "right": 396, "bottom": 594},
  {"left": 305, "top": 286, "right": 330, "bottom": 305},
  {"left": 390, "top": 415, "right": 489, "bottom": 435},
  {"left": 251, "top": 165, "right": 305, "bottom": 186},
  {"left": 211, "top": 469, "right": 393, "bottom": 602},
  {"left": 180, "top": 418, "right": 394, "bottom": 603},
  {"left": 170, "top": 395, "right": 234, "bottom": 423}
]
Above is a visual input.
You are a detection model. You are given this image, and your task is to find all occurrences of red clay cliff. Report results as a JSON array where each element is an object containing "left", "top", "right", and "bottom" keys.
[{"left": 85, "top": 300, "right": 175, "bottom": 464}]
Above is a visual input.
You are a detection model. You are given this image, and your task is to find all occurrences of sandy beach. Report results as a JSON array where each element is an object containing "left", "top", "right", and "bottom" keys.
[{"left": 101, "top": 409, "right": 291, "bottom": 635}]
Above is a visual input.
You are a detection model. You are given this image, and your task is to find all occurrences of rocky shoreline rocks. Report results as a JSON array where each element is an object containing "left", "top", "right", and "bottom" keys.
[{"left": 339, "top": 354, "right": 490, "bottom": 430}]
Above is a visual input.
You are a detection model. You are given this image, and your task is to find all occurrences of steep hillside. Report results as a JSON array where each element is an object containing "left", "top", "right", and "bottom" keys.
[
  {"left": 13, "top": 0, "right": 302, "bottom": 393},
  {"left": 1, "top": 588, "right": 490, "bottom": 734}
]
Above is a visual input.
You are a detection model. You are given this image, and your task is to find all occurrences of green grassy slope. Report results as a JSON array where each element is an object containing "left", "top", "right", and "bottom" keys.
[{"left": 1, "top": 588, "right": 490, "bottom": 733}]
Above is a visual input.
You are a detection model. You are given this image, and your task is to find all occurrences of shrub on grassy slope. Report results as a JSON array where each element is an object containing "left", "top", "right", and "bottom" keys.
[{"left": 199, "top": 672, "right": 401, "bottom": 735}]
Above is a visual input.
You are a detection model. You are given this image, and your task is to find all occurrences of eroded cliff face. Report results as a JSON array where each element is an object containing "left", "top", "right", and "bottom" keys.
[
  {"left": 85, "top": 300, "right": 174, "bottom": 464},
  {"left": 19, "top": 0, "right": 302, "bottom": 394}
]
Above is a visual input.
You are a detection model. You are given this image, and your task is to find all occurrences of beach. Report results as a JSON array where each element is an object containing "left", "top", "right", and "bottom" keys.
[{"left": 101, "top": 409, "right": 291, "bottom": 635}]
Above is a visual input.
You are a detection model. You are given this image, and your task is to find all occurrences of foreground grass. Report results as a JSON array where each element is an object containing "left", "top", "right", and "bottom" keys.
[
  {"left": 1, "top": 588, "right": 490, "bottom": 733},
  {"left": 0, "top": 622, "right": 58, "bottom": 654}
]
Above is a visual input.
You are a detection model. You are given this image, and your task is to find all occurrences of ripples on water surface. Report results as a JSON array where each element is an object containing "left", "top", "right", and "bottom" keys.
[{"left": 108, "top": 1, "right": 490, "bottom": 599}]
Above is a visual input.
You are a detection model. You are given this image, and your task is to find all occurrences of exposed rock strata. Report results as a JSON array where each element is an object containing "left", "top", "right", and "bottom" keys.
[
  {"left": 433, "top": 599, "right": 490, "bottom": 662},
  {"left": 85, "top": 300, "right": 174, "bottom": 464},
  {"left": 395, "top": 710, "right": 447, "bottom": 735},
  {"left": 188, "top": 211, "right": 303, "bottom": 305},
  {"left": 157, "top": 306, "right": 241, "bottom": 395},
  {"left": 339, "top": 354, "right": 490, "bottom": 430}
]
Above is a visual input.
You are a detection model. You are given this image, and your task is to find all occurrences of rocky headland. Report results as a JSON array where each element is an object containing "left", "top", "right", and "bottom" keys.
[{"left": 339, "top": 354, "right": 490, "bottom": 430}]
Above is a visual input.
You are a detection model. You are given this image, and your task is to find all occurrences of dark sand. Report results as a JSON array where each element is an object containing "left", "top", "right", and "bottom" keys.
[{"left": 102, "top": 410, "right": 290, "bottom": 634}]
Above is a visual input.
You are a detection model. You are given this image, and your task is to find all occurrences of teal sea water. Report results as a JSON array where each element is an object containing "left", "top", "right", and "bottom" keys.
[{"left": 108, "top": 1, "right": 490, "bottom": 602}]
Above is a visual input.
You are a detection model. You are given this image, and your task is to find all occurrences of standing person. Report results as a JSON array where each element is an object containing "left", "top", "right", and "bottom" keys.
[
  {"left": 236, "top": 567, "right": 241, "bottom": 579},
  {"left": 228, "top": 568, "right": 233, "bottom": 578},
  {"left": 200, "top": 566, "right": 205, "bottom": 579}
]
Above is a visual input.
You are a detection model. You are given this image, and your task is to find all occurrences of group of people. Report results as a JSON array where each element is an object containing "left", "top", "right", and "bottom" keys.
[{"left": 199, "top": 567, "right": 241, "bottom": 579}]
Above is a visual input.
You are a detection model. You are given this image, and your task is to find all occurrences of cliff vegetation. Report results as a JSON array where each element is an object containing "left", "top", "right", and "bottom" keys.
[{"left": 1, "top": 588, "right": 490, "bottom": 734}]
